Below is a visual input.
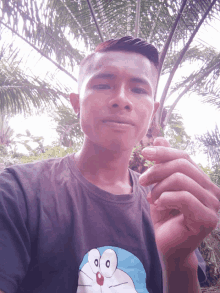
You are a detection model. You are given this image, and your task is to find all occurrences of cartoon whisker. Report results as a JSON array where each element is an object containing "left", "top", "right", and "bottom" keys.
[
  {"left": 109, "top": 282, "right": 128, "bottom": 288},
  {"left": 80, "top": 270, "right": 93, "bottom": 280}
]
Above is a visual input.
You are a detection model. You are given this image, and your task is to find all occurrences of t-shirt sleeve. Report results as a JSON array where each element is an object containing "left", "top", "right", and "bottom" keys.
[{"left": 0, "top": 169, "right": 31, "bottom": 293}]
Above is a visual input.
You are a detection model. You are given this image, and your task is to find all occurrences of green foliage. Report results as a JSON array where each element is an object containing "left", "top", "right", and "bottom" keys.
[
  {"left": 20, "top": 144, "right": 75, "bottom": 164},
  {"left": 0, "top": 48, "right": 69, "bottom": 115},
  {"left": 0, "top": 112, "right": 14, "bottom": 146},
  {"left": 129, "top": 143, "right": 154, "bottom": 173},
  {"left": 164, "top": 108, "right": 194, "bottom": 153},
  {"left": 15, "top": 130, "right": 46, "bottom": 156},
  {"left": 13, "top": 129, "right": 82, "bottom": 163},
  {"left": 0, "top": 144, "right": 23, "bottom": 168},
  {"left": 196, "top": 125, "right": 220, "bottom": 167},
  {"left": 48, "top": 104, "right": 84, "bottom": 148},
  {"left": 0, "top": 127, "right": 82, "bottom": 168}
]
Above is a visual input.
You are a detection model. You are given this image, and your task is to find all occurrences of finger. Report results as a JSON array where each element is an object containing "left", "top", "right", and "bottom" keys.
[
  {"left": 153, "top": 137, "right": 171, "bottom": 147},
  {"left": 150, "top": 173, "right": 220, "bottom": 212},
  {"left": 141, "top": 147, "right": 220, "bottom": 200},
  {"left": 154, "top": 191, "right": 218, "bottom": 234},
  {"left": 139, "top": 158, "right": 219, "bottom": 196},
  {"left": 142, "top": 145, "right": 205, "bottom": 174}
]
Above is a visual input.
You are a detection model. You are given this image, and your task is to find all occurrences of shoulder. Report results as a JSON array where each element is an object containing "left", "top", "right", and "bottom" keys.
[
  {"left": 2, "top": 155, "right": 71, "bottom": 183},
  {"left": 0, "top": 155, "right": 72, "bottom": 206}
]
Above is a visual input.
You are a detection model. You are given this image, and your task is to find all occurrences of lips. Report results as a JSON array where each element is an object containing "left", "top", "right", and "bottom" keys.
[{"left": 102, "top": 117, "right": 134, "bottom": 126}]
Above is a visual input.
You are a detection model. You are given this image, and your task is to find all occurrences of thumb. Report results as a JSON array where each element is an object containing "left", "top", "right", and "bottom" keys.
[{"left": 153, "top": 137, "right": 171, "bottom": 148}]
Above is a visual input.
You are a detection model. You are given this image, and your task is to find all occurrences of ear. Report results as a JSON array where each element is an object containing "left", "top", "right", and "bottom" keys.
[{"left": 70, "top": 93, "right": 80, "bottom": 115}]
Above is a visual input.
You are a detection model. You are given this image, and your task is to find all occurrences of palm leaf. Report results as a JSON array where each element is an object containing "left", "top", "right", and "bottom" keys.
[
  {"left": 1, "top": 0, "right": 220, "bottom": 122},
  {"left": 0, "top": 51, "right": 69, "bottom": 115}
]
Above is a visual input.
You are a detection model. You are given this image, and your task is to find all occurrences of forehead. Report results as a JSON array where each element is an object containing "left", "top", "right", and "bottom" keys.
[
  {"left": 80, "top": 51, "right": 158, "bottom": 88},
  {"left": 92, "top": 51, "right": 157, "bottom": 80}
]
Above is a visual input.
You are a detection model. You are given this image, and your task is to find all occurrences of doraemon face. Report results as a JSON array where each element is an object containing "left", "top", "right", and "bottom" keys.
[{"left": 77, "top": 248, "right": 139, "bottom": 293}]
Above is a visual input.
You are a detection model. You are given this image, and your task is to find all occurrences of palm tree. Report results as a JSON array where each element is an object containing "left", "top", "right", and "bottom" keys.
[
  {"left": 1, "top": 0, "right": 220, "bottom": 127},
  {"left": 0, "top": 41, "right": 70, "bottom": 116}
]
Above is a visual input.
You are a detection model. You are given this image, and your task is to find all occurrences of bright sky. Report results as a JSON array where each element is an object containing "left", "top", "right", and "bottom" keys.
[{"left": 7, "top": 16, "right": 220, "bottom": 167}]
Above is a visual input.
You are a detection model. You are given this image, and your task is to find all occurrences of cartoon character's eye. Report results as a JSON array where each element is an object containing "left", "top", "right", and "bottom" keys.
[
  {"left": 100, "top": 249, "right": 117, "bottom": 278},
  {"left": 94, "top": 259, "right": 99, "bottom": 267},
  {"left": 88, "top": 249, "right": 101, "bottom": 274}
]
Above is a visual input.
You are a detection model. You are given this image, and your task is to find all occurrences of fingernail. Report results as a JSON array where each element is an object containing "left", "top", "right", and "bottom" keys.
[
  {"left": 154, "top": 199, "right": 159, "bottom": 205},
  {"left": 139, "top": 176, "right": 144, "bottom": 185},
  {"left": 142, "top": 148, "right": 156, "bottom": 157}
]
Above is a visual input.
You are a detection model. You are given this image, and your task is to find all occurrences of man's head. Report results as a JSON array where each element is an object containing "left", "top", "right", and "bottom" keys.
[
  {"left": 78, "top": 36, "right": 159, "bottom": 94},
  {"left": 70, "top": 36, "right": 160, "bottom": 153}
]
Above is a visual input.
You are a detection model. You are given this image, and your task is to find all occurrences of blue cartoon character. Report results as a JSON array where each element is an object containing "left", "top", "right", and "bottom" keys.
[{"left": 77, "top": 248, "right": 138, "bottom": 292}]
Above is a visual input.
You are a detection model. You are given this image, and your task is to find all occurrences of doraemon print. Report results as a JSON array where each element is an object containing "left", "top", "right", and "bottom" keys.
[{"left": 77, "top": 246, "right": 149, "bottom": 293}]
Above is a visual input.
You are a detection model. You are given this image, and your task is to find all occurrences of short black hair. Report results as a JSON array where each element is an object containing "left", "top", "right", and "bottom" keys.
[{"left": 78, "top": 36, "right": 159, "bottom": 91}]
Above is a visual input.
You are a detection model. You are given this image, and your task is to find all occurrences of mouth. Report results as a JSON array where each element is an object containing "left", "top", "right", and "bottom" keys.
[
  {"left": 104, "top": 120, "right": 129, "bottom": 124},
  {"left": 103, "top": 120, "right": 134, "bottom": 129}
]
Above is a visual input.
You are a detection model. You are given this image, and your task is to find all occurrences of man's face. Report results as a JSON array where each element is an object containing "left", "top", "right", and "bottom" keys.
[{"left": 71, "top": 51, "right": 159, "bottom": 153}]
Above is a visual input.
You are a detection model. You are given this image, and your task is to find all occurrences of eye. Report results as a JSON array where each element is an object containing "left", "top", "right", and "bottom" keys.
[
  {"left": 94, "top": 259, "right": 99, "bottom": 267},
  {"left": 88, "top": 249, "right": 101, "bottom": 274},
  {"left": 100, "top": 249, "right": 117, "bottom": 278},
  {"left": 132, "top": 87, "right": 148, "bottom": 94},
  {"left": 93, "top": 84, "right": 111, "bottom": 90}
]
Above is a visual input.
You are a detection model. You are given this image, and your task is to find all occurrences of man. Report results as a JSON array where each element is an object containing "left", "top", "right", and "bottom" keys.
[{"left": 0, "top": 36, "right": 219, "bottom": 293}]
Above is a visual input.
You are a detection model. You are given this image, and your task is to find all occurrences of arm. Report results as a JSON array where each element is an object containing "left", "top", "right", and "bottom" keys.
[{"left": 161, "top": 252, "right": 202, "bottom": 293}]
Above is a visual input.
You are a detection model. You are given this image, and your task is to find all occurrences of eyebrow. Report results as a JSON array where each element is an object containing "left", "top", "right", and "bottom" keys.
[
  {"left": 130, "top": 77, "right": 151, "bottom": 87},
  {"left": 92, "top": 73, "right": 151, "bottom": 87},
  {"left": 92, "top": 73, "right": 116, "bottom": 80}
]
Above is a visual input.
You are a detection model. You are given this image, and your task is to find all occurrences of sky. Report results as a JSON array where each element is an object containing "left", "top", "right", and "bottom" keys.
[{"left": 7, "top": 16, "right": 220, "bottom": 166}]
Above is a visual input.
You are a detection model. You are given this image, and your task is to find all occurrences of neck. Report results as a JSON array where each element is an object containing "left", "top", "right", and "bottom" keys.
[{"left": 73, "top": 139, "right": 133, "bottom": 187}]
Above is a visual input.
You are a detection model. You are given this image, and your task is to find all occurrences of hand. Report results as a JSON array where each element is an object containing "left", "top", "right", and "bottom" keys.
[{"left": 139, "top": 137, "right": 220, "bottom": 263}]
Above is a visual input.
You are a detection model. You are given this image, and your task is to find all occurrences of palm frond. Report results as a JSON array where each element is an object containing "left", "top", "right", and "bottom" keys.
[
  {"left": 157, "top": 0, "right": 219, "bottom": 124},
  {"left": 196, "top": 125, "right": 220, "bottom": 166},
  {"left": 164, "top": 59, "right": 220, "bottom": 126},
  {"left": 1, "top": 0, "right": 220, "bottom": 124},
  {"left": 86, "top": 0, "right": 104, "bottom": 42},
  {"left": 164, "top": 45, "right": 220, "bottom": 100},
  {"left": 134, "top": 0, "right": 141, "bottom": 38},
  {"left": 0, "top": 55, "right": 69, "bottom": 115}
]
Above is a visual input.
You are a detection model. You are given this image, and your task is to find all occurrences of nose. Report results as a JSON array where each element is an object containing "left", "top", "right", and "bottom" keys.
[{"left": 108, "top": 84, "right": 133, "bottom": 112}]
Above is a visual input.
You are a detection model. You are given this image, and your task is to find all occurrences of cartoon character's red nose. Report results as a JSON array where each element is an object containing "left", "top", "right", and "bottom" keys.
[{"left": 96, "top": 271, "right": 104, "bottom": 286}]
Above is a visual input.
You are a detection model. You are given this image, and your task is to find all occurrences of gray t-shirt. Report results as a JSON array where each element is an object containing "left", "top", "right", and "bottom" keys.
[{"left": 0, "top": 154, "right": 206, "bottom": 293}]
